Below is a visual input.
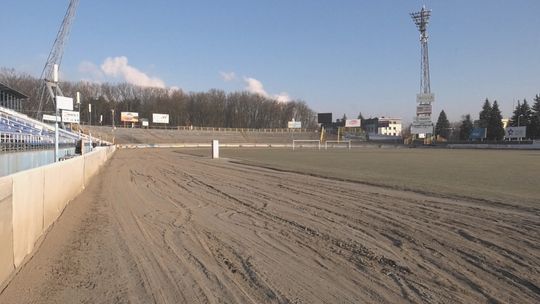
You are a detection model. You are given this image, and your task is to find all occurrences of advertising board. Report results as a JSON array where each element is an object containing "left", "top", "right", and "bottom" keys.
[
  {"left": 416, "top": 104, "right": 432, "bottom": 115},
  {"left": 42, "top": 114, "right": 60, "bottom": 122},
  {"left": 152, "top": 113, "right": 169, "bottom": 124},
  {"left": 415, "top": 116, "right": 432, "bottom": 123},
  {"left": 410, "top": 124, "right": 433, "bottom": 135},
  {"left": 287, "top": 121, "right": 302, "bottom": 129},
  {"left": 120, "top": 112, "right": 139, "bottom": 122},
  {"left": 416, "top": 93, "right": 435, "bottom": 104},
  {"left": 470, "top": 128, "right": 487, "bottom": 140},
  {"left": 61, "top": 110, "right": 80, "bottom": 123},
  {"left": 317, "top": 113, "right": 332, "bottom": 124},
  {"left": 505, "top": 126, "right": 526, "bottom": 139},
  {"left": 345, "top": 119, "right": 361, "bottom": 127},
  {"left": 55, "top": 96, "right": 73, "bottom": 111}
]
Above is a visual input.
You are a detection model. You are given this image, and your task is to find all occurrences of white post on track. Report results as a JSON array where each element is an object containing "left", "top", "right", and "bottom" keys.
[{"left": 212, "top": 140, "right": 219, "bottom": 159}]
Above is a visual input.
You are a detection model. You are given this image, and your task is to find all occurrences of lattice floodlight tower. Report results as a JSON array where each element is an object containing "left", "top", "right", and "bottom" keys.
[
  {"left": 410, "top": 6, "right": 435, "bottom": 136},
  {"left": 36, "top": 0, "right": 80, "bottom": 118}
]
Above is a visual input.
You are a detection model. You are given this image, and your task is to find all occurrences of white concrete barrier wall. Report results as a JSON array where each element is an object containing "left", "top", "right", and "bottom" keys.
[
  {"left": 84, "top": 149, "right": 106, "bottom": 184},
  {"left": 43, "top": 157, "right": 85, "bottom": 231},
  {"left": 0, "top": 176, "right": 14, "bottom": 286},
  {"left": 11, "top": 167, "right": 44, "bottom": 268},
  {"left": 0, "top": 145, "right": 116, "bottom": 289}
]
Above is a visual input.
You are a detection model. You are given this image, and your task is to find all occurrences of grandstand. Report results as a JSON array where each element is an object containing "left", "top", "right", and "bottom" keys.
[
  {"left": 0, "top": 106, "right": 83, "bottom": 152},
  {"left": 85, "top": 125, "right": 323, "bottom": 144},
  {"left": 0, "top": 81, "right": 27, "bottom": 113}
]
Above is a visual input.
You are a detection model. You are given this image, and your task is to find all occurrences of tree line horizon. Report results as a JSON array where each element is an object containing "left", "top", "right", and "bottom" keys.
[
  {"left": 2, "top": 68, "right": 539, "bottom": 139},
  {"left": 0, "top": 68, "right": 317, "bottom": 129}
]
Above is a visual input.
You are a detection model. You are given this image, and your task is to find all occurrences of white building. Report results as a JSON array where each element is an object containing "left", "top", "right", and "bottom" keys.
[{"left": 377, "top": 117, "right": 402, "bottom": 136}]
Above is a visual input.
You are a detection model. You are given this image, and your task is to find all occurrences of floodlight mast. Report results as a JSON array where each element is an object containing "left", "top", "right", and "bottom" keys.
[
  {"left": 37, "top": 0, "right": 80, "bottom": 118},
  {"left": 410, "top": 6, "right": 432, "bottom": 94},
  {"left": 410, "top": 6, "right": 435, "bottom": 138}
]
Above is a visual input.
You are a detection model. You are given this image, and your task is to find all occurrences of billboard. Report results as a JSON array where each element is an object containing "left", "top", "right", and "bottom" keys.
[
  {"left": 61, "top": 110, "right": 80, "bottom": 123},
  {"left": 287, "top": 121, "right": 302, "bottom": 129},
  {"left": 121, "top": 112, "right": 139, "bottom": 122},
  {"left": 345, "top": 119, "right": 361, "bottom": 127},
  {"left": 416, "top": 104, "right": 432, "bottom": 115},
  {"left": 411, "top": 124, "right": 433, "bottom": 135},
  {"left": 55, "top": 96, "right": 73, "bottom": 111},
  {"left": 152, "top": 113, "right": 169, "bottom": 124},
  {"left": 317, "top": 113, "right": 332, "bottom": 124},
  {"left": 415, "top": 116, "right": 432, "bottom": 123},
  {"left": 505, "top": 126, "right": 526, "bottom": 139},
  {"left": 43, "top": 114, "right": 60, "bottom": 122},
  {"left": 470, "top": 128, "right": 487, "bottom": 140},
  {"left": 416, "top": 93, "right": 435, "bottom": 104}
]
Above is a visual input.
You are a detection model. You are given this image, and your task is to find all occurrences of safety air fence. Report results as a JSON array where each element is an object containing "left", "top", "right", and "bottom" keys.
[{"left": 0, "top": 146, "right": 116, "bottom": 289}]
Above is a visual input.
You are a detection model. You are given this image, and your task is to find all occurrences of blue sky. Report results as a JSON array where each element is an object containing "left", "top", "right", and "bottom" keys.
[{"left": 1, "top": 0, "right": 539, "bottom": 122}]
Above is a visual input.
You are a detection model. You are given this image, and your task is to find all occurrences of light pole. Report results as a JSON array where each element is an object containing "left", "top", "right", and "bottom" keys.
[
  {"left": 88, "top": 103, "right": 92, "bottom": 125},
  {"left": 53, "top": 64, "right": 59, "bottom": 162},
  {"left": 76, "top": 91, "right": 81, "bottom": 121},
  {"left": 111, "top": 109, "right": 115, "bottom": 128},
  {"left": 76, "top": 91, "right": 81, "bottom": 136}
]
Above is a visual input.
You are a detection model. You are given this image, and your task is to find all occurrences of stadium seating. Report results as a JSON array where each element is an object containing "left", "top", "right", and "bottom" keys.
[
  {"left": 0, "top": 106, "right": 80, "bottom": 152},
  {"left": 85, "top": 125, "right": 320, "bottom": 144}
]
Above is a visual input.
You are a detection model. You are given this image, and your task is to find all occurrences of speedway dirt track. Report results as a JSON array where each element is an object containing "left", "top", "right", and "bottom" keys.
[{"left": 0, "top": 148, "right": 538, "bottom": 303}]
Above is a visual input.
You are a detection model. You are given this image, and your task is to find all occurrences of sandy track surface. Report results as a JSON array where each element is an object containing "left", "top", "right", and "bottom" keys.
[{"left": 1, "top": 149, "right": 538, "bottom": 303}]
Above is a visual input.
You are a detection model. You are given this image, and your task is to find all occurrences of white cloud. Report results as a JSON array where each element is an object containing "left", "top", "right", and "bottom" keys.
[
  {"left": 100, "top": 56, "right": 166, "bottom": 88},
  {"left": 220, "top": 71, "right": 236, "bottom": 82},
  {"left": 274, "top": 92, "right": 292, "bottom": 103},
  {"left": 244, "top": 77, "right": 291, "bottom": 103},
  {"left": 244, "top": 77, "right": 269, "bottom": 97},
  {"left": 78, "top": 60, "right": 104, "bottom": 80}
]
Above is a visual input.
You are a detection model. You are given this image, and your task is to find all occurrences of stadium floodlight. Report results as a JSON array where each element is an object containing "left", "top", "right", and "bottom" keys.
[
  {"left": 410, "top": 5, "right": 435, "bottom": 137},
  {"left": 410, "top": 6, "right": 432, "bottom": 95}
]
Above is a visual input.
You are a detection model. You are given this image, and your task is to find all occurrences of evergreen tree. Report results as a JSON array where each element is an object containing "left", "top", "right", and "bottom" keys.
[
  {"left": 478, "top": 98, "right": 492, "bottom": 128},
  {"left": 510, "top": 100, "right": 522, "bottom": 127},
  {"left": 531, "top": 95, "right": 540, "bottom": 139},
  {"left": 487, "top": 101, "right": 505, "bottom": 140},
  {"left": 435, "top": 110, "right": 450, "bottom": 139},
  {"left": 511, "top": 99, "right": 532, "bottom": 127},
  {"left": 357, "top": 112, "right": 364, "bottom": 120},
  {"left": 459, "top": 114, "right": 473, "bottom": 140}
]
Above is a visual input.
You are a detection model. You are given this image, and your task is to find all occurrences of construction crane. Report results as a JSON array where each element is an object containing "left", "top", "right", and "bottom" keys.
[{"left": 36, "top": 0, "right": 80, "bottom": 118}]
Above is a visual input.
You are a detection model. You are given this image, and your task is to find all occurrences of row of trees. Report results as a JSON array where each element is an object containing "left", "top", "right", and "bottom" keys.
[
  {"left": 436, "top": 99, "right": 505, "bottom": 141},
  {"left": 510, "top": 96, "right": 540, "bottom": 138},
  {"left": 435, "top": 96, "right": 540, "bottom": 141},
  {"left": 0, "top": 68, "right": 317, "bottom": 129}
]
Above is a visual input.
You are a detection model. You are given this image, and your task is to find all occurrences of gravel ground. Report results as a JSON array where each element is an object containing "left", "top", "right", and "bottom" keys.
[{"left": 0, "top": 148, "right": 538, "bottom": 303}]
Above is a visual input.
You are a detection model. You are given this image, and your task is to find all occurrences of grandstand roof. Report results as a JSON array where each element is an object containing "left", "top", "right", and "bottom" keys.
[{"left": 0, "top": 82, "right": 29, "bottom": 99}]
